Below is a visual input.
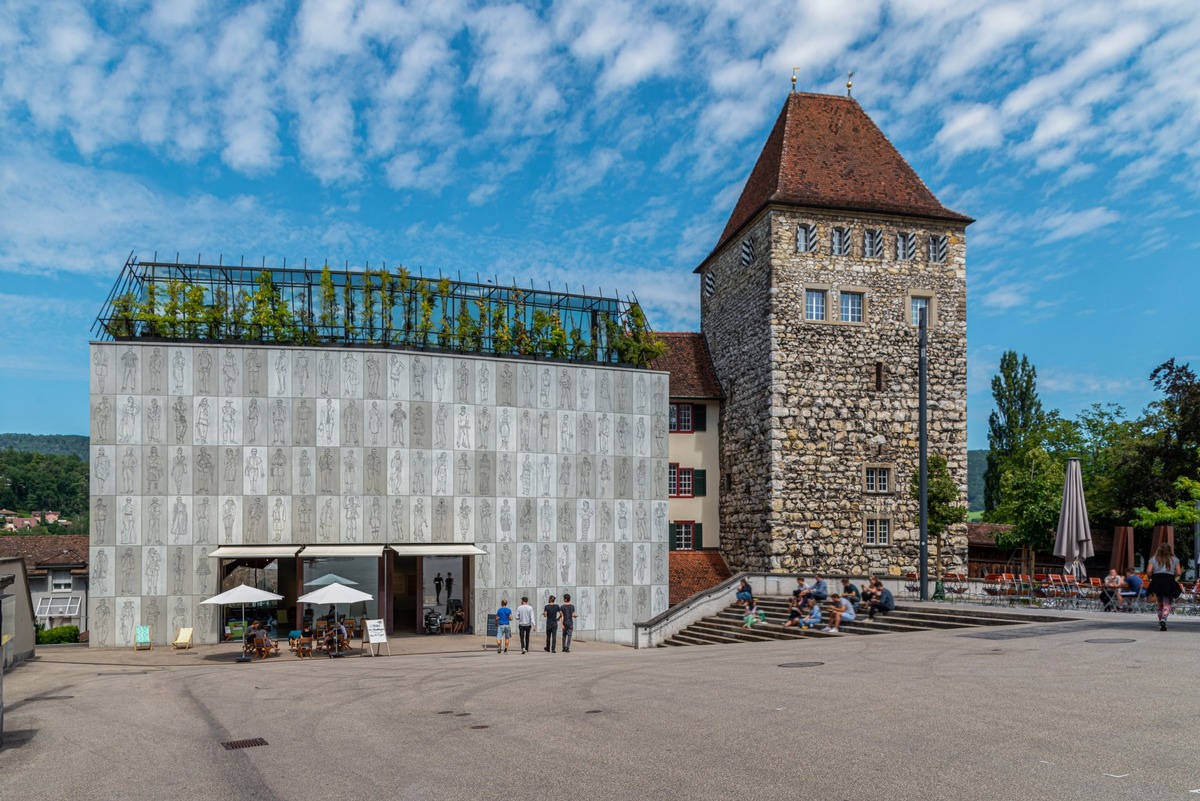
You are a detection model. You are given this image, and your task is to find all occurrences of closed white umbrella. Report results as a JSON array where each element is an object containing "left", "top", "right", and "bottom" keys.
[
  {"left": 1054, "top": 458, "right": 1095, "bottom": 579},
  {"left": 200, "top": 584, "right": 284, "bottom": 662},
  {"left": 297, "top": 583, "right": 374, "bottom": 656}
]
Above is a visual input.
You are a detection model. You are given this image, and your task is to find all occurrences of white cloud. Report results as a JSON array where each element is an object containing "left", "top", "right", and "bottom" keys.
[
  {"left": 1038, "top": 207, "right": 1120, "bottom": 243},
  {"left": 935, "top": 104, "right": 1004, "bottom": 157}
]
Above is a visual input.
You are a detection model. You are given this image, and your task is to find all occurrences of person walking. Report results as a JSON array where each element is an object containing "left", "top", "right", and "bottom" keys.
[
  {"left": 495, "top": 599, "right": 513, "bottom": 653},
  {"left": 560, "top": 593, "right": 578, "bottom": 653},
  {"left": 516, "top": 596, "right": 536, "bottom": 654},
  {"left": 434, "top": 572, "right": 443, "bottom": 604},
  {"left": 543, "top": 594, "right": 560, "bottom": 653},
  {"left": 1148, "top": 542, "right": 1183, "bottom": 631}
]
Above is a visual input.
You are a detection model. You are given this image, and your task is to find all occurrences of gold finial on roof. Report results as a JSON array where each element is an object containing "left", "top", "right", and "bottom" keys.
[
  {"left": 791, "top": 67, "right": 799, "bottom": 93},
  {"left": 847, "top": 71, "right": 855, "bottom": 98}
]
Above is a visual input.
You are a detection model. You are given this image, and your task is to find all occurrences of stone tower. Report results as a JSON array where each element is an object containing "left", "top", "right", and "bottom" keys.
[{"left": 696, "top": 91, "right": 971, "bottom": 576}]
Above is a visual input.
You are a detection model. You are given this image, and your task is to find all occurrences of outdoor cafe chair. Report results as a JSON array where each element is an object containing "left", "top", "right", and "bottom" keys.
[
  {"left": 296, "top": 636, "right": 314, "bottom": 658},
  {"left": 902, "top": 572, "right": 922, "bottom": 600},
  {"left": 982, "top": 574, "right": 1005, "bottom": 605},
  {"left": 944, "top": 573, "right": 969, "bottom": 602}
]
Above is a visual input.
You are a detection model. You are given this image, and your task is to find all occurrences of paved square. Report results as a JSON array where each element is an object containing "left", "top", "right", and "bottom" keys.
[{"left": 2, "top": 611, "right": 1197, "bottom": 801}]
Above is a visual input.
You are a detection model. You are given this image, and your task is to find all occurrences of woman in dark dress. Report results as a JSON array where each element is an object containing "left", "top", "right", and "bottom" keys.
[{"left": 1147, "top": 542, "right": 1182, "bottom": 631}]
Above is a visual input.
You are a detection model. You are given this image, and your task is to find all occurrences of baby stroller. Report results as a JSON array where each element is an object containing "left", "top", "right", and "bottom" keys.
[{"left": 424, "top": 607, "right": 444, "bottom": 635}]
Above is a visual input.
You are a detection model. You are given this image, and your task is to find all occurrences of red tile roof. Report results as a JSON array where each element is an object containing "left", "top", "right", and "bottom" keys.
[
  {"left": 669, "top": 551, "right": 732, "bottom": 606},
  {"left": 650, "top": 332, "right": 724, "bottom": 399},
  {"left": 0, "top": 535, "right": 90, "bottom": 575},
  {"left": 704, "top": 92, "right": 971, "bottom": 266}
]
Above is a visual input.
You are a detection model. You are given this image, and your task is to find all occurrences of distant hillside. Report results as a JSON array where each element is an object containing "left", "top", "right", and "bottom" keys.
[
  {"left": 967, "top": 449, "right": 988, "bottom": 512},
  {"left": 0, "top": 434, "right": 89, "bottom": 461}
]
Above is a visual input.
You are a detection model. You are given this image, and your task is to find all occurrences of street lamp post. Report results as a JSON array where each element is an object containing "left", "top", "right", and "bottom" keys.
[{"left": 918, "top": 309, "right": 929, "bottom": 602}]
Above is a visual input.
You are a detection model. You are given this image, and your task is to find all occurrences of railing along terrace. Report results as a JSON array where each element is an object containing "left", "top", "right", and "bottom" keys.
[{"left": 92, "top": 255, "right": 663, "bottom": 367}]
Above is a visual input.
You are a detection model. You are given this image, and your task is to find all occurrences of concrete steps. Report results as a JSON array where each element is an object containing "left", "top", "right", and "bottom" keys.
[{"left": 660, "top": 597, "right": 1044, "bottom": 647}]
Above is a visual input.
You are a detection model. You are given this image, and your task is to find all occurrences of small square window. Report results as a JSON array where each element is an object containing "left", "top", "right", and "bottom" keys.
[
  {"left": 865, "top": 518, "right": 891, "bottom": 546},
  {"left": 704, "top": 272, "right": 715, "bottom": 298},
  {"left": 840, "top": 292, "right": 863, "bottom": 323},
  {"left": 864, "top": 229, "right": 883, "bottom": 258},
  {"left": 897, "top": 232, "right": 916, "bottom": 260},
  {"left": 668, "top": 463, "right": 679, "bottom": 496},
  {"left": 865, "top": 467, "right": 891, "bottom": 494},
  {"left": 674, "top": 521, "right": 695, "bottom": 550},
  {"left": 797, "top": 224, "right": 817, "bottom": 253},
  {"left": 929, "top": 235, "right": 948, "bottom": 263},
  {"left": 805, "top": 289, "right": 826, "bottom": 321},
  {"left": 677, "top": 468, "right": 694, "bottom": 497},
  {"left": 831, "top": 226, "right": 851, "bottom": 256},
  {"left": 51, "top": 571, "right": 72, "bottom": 592},
  {"left": 677, "top": 403, "right": 693, "bottom": 433},
  {"left": 911, "top": 297, "right": 930, "bottom": 326},
  {"left": 741, "top": 237, "right": 755, "bottom": 266}
]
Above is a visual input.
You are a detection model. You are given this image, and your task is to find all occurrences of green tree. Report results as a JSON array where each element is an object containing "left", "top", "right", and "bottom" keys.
[
  {"left": 362, "top": 270, "right": 377, "bottom": 342},
  {"left": 991, "top": 447, "right": 1064, "bottom": 575},
  {"left": 984, "top": 351, "right": 1045, "bottom": 514},
  {"left": 108, "top": 292, "right": 138, "bottom": 338},
  {"left": 136, "top": 282, "right": 161, "bottom": 337},
  {"left": 436, "top": 278, "right": 452, "bottom": 348},
  {"left": 1130, "top": 476, "right": 1200, "bottom": 530},
  {"left": 379, "top": 269, "right": 394, "bottom": 341},
  {"left": 910, "top": 453, "right": 969, "bottom": 574},
  {"left": 318, "top": 264, "right": 338, "bottom": 338},
  {"left": 181, "top": 283, "right": 207, "bottom": 339},
  {"left": 342, "top": 270, "right": 358, "bottom": 341}
]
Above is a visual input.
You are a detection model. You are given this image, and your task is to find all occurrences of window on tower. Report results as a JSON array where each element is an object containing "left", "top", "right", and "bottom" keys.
[
  {"left": 897, "top": 232, "right": 917, "bottom": 260},
  {"left": 805, "top": 289, "right": 826, "bottom": 321},
  {"left": 840, "top": 291, "right": 863, "bottom": 323},
  {"left": 797, "top": 224, "right": 817, "bottom": 253},
  {"left": 864, "top": 228, "right": 883, "bottom": 258},
  {"left": 831, "top": 226, "right": 851, "bottom": 256}
]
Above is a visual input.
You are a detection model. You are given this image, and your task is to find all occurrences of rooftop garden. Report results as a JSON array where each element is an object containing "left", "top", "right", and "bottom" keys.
[{"left": 94, "top": 257, "right": 665, "bottom": 368}]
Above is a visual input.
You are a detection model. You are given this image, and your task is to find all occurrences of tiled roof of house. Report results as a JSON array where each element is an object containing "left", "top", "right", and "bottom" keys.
[
  {"left": 703, "top": 92, "right": 971, "bottom": 266},
  {"left": 669, "top": 551, "right": 732, "bottom": 606},
  {"left": 0, "top": 535, "right": 90, "bottom": 575},
  {"left": 650, "top": 332, "right": 724, "bottom": 399},
  {"left": 967, "top": 521, "right": 1112, "bottom": 552}
]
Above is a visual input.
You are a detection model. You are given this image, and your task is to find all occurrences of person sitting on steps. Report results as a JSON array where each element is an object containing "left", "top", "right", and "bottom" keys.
[
  {"left": 867, "top": 583, "right": 895, "bottom": 622},
  {"left": 823, "top": 592, "right": 856, "bottom": 634}
]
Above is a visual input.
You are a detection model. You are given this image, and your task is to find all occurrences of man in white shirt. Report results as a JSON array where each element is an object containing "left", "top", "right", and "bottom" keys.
[{"left": 515, "top": 596, "right": 536, "bottom": 654}]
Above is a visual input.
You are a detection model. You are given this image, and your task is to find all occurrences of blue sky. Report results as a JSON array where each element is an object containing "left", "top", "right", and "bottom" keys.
[{"left": 1, "top": 0, "right": 1197, "bottom": 448}]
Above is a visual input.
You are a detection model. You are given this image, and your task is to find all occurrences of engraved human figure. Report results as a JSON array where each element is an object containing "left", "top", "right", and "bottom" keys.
[
  {"left": 390, "top": 498, "right": 405, "bottom": 540},
  {"left": 456, "top": 405, "right": 470, "bottom": 449},
  {"left": 617, "top": 500, "right": 629, "bottom": 541},
  {"left": 121, "top": 346, "right": 138, "bottom": 391},
  {"left": 598, "top": 372, "right": 610, "bottom": 408},
  {"left": 457, "top": 453, "right": 471, "bottom": 494},
  {"left": 519, "top": 543, "right": 532, "bottom": 585},
  {"left": 636, "top": 375, "right": 647, "bottom": 412},
  {"left": 94, "top": 498, "right": 108, "bottom": 543},
  {"left": 561, "top": 414, "right": 574, "bottom": 453},
  {"left": 539, "top": 455, "right": 552, "bottom": 496},
  {"left": 479, "top": 453, "right": 492, "bottom": 493},
  {"left": 222, "top": 351, "right": 239, "bottom": 394},
  {"left": 520, "top": 365, "right": 534, "bottom": 403},
  {"left": 223, "top": 498, "right": 236, "bottom": 542},
  {"left": 560, "top": 545, "right": 573, "bottom": 583},
  {"left": 458, "top": 498, "right": 471, "bottom": 538},
  {"left": 93, "top": 348, "right": 109, "bottom": 392},
  {"left": 579, "top": 456, "right": 593, "bottom": 497},
  {"left": 412, "top": 358, "right": 426, "bottom": 399},
  {"left": 318, "top": 398, "right": 336, "bottom": 443},
  {"left": 618, "top": 586, "right": 630, "bottom": 617},
  {"left": 270, "top": 448, "right": 287, "bottom": 493},
  {"left": 145, "top": 547, "right": 161, "bottom": 595},
  {"left": 295, "top": 352, "right": 309, "bottom": 395},
  {"left": 457, "top": 362, "right": 469, "bottom": 402},
  {"left": 435, "top": 452, "right": 448, "bottom": 494},
  {"left": 170, "top": 447, "right": 187, "bottom": 493},
  {"left": 298, "top": 497, "right": 312, "bottom": 540},
  {"left": 618, "top": 457, "right": 631, "bottom": 496},
  {"left": 598, "top": 413, "right": 610, "bottom": 454},
  {"left": 94, "top": 396, "right": 112, "bottom": 441},
  {"left": 223, "top": 448, "right": 238, "bottom": 493},
  {"left": 480, "top": 497, "right": 492, "bottom": 534},
  {"left": 635, "top": 544, "right": 647, "bottom": 582},
  {"left": 148, "top": 498, "right": 163, "bottom": 544},
  {"left": 412, "top": 451, "right": 426, "bottom": 493},
  {"left": 369, "top": 497, "right": 382, "bottom": 540},
  {"left": 435, "top": 405, "right": 448, "bottom": 448},
  {"left": 94, "top": 446, "right": 111, "bottom": 488},
  {"left": 434, "top": 360, "right": 447, "bottom": 401},
  {"left": 248, "top": 498, "right": 264, "bottom": 541},
  {"left": 520, "top": 499, "right": 533, "bottom": 537},
  {"left": 96, "top": 600, "right": 113, "bottom": 646},
  {"left": 435, "top": 498, "right": 449, "bottom": 539},
  {"left": 318, "top": 352, "right": 333, "bottom": 397},
  {"left": 344, "top": 400, "right": 360, "bottom": 445},
  {"left": 500, "top": 543, "right": 512, "bottom": 584},
  {"left": 369, "top": 401, "right": 382, "bottom": 446},
  {"left": 171, "top": 496, "right": 188, "bottom": 543},
  {"left": 118, "top": 396, "right": 140, "bottom": 443},
  {"left": 539, "top": 543, "right": 554, "bottom": 580},
  {"left": 221, "top": 400, "right": 238, "bottom": 444},
  {"left": 499, "top": 453, "right": 512, "bottom": 495},
  {"left": 275, "top": 350, "right": 288, "bottom": 395},
  {"left": 244, "top": 448, "right": 264, "bottom": 494},
  {"left": 616, "top": 373, "right": 629, "bottom": 412},
  {"left": 119, "top": 598, "right": 135, "bottom": 644},
  {"left": 194, "top": 398, "right": 210, "bottom": 444},
  {"left": 580, "top": 544, "right": 592, "bottom": 581},
  {"left": 580, "top": 500, "right": 593, "bottom": 541},
  {"left": 146, "top": 447, "right": 163, "bottom": 493},
  {"left": 197, "top": 349, "right": 213, "bottom": 393},
  {"left": 173, "top": 396, "right": 188, "bottom": 441},
  {"left": 346, "top": 497, "right": 361, "bottom": 541},
  {"left": 479, "top": 364, "right": 490, "bottom": 403},
  {"left": 599, "top": 500, "right": 612, "bottom": 535},
  {"left": 538, "top": 411, "right": 551, "bottom": 451},
  {"left": 520, "top": 455, "right": 533, "bottom": 495},
  {"left": 246, "top": 350, "right": 262, "bottom": 394},
  {"left": 389, "top": 354, "right": 405, "bottom": 396},
  {"left": 389, "top": 450, "right": 404, "bottom": 495},
  {"left": 147, "top": 398, "right": 163, "bottom": 443},
  {"left": 319, "top": 498, "right": 335, "bottom": 542},
  {"left": 272, "top": 399, "right": 287, "bottom": 445},
  {"left": 247, "top": 398, "right": 261, "bottom": 444},
  {"left": 413, "top": 498, "right": 427, "bottom": 541},
  {"left": 296, "top": 400, "right": 313, "bottom": 443},
  {"left": 93, "top": 549, "right": 110, "bottom": 593},
  {"left": 558, "top": 503, "right": 574, "bottom": 539},
  {"left": 616, "top": 416, "right": 628, "bottom": 453},
  {"left": 297, "top": 449, "right": 311, "bottom": 494},
  {"left": 580, "top": 371, "right": 591, "bottom": 403},
  {"left": 170, "top": 598, "right": 187, "bottom": 641},
  {"left": 654, "top": 543, "right": 667, "bottom": 582},
  {"left": 499, "top": 409, "right": 511, "bottom": 449},
  {"left": 172, "top": 349, "right": 186, "bottom": 393},
  {"left": 539, "top": 369, "right": 551, "bottom": 408},
  {"left": 145, "top": 598, "right": 161, "bottom": 634},
  {"left": 272, "top": 498, "right": 285, "bottom": 542},
  {"left": 500, "top": 499, "right": 513, "bottom": 541},
  {"left": 171, "top": 546, "right": 187, "bottom": 594},
  {"left": 655, "top": 503, "right": 666, "bottom": 539},
  {"left": 540, "top": 499, "right": 552, "bottom": 540},
  {"left": 635, "top": 418, "right": 647, "bottom": 456},
  {"left": 197, "top": 602, "right": 213, "bottom": 641},
  {"left": 519, "top": 410, "right": 531, "bottom": 450},
  {"left": 197, "top": 498, "right": 211, "bottom": 543},
  {"left": 121, "top": 447, "right": 139, "bottom": 494},
  {"left": 636, "top": 460, "right": 647, "bottom": 499},
  {"left": 599, "top": 459, "right": 611, "bottom": 496},
  {"left": 559, "top": 459, "right": 572, "bottom": 495},
  {"left": 558, "top": 368, "right": 573, "bottom": 409},
  {"left": 343, "top": 450, "right": 357, "bottom": 493},
  {"left": 579, "top": 413, "right": 593, "bottom": 454},
  {"left": 120, "top": 547, "right": 136, "bottom": 594},
  {"left": 478, "top": 406, "right": 492, "bottom": 447},
  {"left": 653, "top": 416, "right": 666, "bottom": 453}
]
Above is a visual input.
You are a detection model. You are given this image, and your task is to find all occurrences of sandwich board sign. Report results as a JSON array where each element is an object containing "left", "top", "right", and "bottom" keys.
[{"left": 364, "top": 619, "right": 389, "bottom": 656}]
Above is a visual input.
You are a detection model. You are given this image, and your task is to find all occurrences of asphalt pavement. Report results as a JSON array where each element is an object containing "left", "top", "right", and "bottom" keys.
[{"left": 2, "top": 607, "right": 1197, "bottom": 801}]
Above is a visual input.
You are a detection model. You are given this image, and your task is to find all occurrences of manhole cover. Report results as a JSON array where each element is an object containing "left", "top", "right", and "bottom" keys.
[
  {"left": 1084, "top": 638, "right": 1136, "bottom": 644},
  {"left": 778, "top": 661, "right": 824, "bottom": 668},
  {"left": 221, "top": 737, "right": 268, "bottom": 750},
  {"left": 470, "top": 725, "right": 490, "bottom": 730}
]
